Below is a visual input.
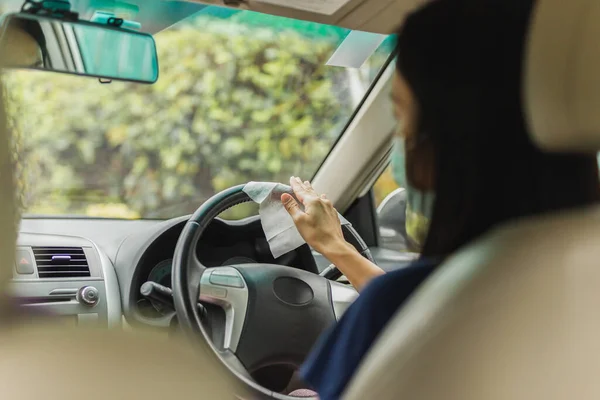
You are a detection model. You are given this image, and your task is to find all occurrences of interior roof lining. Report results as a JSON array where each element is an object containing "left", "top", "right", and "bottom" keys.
[{"left": 184, "top": 0, "right": 425, "bottom": 33}]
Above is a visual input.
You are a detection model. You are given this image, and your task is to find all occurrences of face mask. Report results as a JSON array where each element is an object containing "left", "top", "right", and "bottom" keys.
[{"left": 390, "top": 136, "right": 435, "bottom": 248}]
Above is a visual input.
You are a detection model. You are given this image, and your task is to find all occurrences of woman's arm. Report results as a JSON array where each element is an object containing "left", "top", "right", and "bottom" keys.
[
  {"left": 322, "top": 240, "right": 385, "bottom": 290},
  {"left": 282, "top": 176, "right": 385, "bottom": 290}
]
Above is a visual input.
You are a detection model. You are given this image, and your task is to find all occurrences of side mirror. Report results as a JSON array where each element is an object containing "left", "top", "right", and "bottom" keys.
[
  {"left": 377, "top": 188, "right": 411, "bottom": 252},
  {"left": 0, "top": 12, "right": 159, "bottom": 83}
]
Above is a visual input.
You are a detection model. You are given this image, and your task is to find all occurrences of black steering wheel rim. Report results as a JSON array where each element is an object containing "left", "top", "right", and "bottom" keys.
[{"left": 172, "top": 184, "right": 370, "bottom": 399}]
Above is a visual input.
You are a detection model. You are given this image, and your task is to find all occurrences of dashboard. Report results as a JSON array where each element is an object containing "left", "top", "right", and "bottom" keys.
[
  {"left": 10, "top": 231, "right": 122, "bottom": 327},
  {"left": 15, "top": 215, "right": 418, "bottom": 329}
]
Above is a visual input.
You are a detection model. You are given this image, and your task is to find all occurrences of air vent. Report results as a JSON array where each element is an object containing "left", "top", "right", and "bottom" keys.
[{"left": 32, "top": 247, "right": 90, "bottom": 278}]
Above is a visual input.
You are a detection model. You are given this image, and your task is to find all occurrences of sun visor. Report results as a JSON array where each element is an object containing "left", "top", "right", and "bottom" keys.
[
  {"left": 252, "top": 0, "right": 355, "bottom": 16},
  {"left": 525, "top": 0, "right": 600, "bottom": 152},
  {"left": 240, "top": 0, "right": 424, "bottom": 34}
]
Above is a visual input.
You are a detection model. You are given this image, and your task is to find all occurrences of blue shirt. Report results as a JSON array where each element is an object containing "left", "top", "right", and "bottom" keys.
[{"left": 300, "top": 259, "right": 437, "bottom": 400}]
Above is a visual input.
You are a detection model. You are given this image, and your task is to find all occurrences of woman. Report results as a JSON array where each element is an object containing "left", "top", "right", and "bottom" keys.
[{"left": 282, "top": 0, "right": 600, "bottom": 398}]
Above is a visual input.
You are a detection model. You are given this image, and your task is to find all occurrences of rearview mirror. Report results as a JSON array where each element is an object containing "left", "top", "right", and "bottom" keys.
[{"left": 0, "top": 13, "right": 159, "bottom": 84}]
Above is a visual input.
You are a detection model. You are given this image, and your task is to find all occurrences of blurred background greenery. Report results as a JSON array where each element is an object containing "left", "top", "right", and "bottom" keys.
[{"left": 5, "top": 8, "right": 396, "bottom": 219}]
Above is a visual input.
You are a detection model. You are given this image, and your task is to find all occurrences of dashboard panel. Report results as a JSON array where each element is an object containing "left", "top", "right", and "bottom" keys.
[
  {"left": 18, "top": 215, "right": 418, "bottom": 330},
  {"left": 9, "top": 231, "right": 122, "bottom": 327},
  {"left": 123, "top": 216, "right": 318, "bottom": 325}
]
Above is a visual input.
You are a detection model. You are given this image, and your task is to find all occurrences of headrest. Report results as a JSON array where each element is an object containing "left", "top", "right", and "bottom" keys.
[{"left": 525, "top": 0, "right": 600, "bottom": 152}]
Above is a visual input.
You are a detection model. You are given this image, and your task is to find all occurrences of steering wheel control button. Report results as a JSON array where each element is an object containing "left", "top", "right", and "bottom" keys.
[
  {"left": 15, "top": 249, "right": 35, "bottom": 275},
  {"left": 77, "top": 286, "right": 99, "bottom": 306},
  {"left": 273, "top": 277, "right": 314, "bottom": 306},
  {"left": 209, "top": 270, "right": 245, "bottom": 288},
  {"left": 209, "top": 274, "right": 229, "bottom": 286}
]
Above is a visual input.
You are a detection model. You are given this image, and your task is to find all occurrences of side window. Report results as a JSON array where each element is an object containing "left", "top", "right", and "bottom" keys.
[{"left": 373, "top": 166, "right": 414, "bottom": 253}]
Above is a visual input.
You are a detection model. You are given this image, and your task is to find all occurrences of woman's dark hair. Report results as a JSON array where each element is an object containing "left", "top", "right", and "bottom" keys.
[{"left": 395, "top": 0, "right": 600, "bottom": 258}]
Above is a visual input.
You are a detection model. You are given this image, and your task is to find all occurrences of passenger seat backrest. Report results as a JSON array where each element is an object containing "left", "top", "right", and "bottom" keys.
[
  {"left": 343, "top": 0, "right": 600, "bottom": 398},
  {"left": 343, "top": 207, "right": 600, "bottom": 400},
  {"left": 0, "top": 327, "right": 239, "bottom": 400}
]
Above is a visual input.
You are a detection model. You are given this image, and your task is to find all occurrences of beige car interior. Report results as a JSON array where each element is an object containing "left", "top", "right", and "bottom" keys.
[
  {"left": 343, "top": 0, "right": 600, "bottom": 398},
  {"left": 1, "top": 0, "right": 599, "bottom": 398}
]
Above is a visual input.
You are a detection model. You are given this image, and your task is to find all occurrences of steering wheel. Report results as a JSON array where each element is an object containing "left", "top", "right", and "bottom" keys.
[{"left": 172, "top": 184, "right": 374, "bottom": 398}]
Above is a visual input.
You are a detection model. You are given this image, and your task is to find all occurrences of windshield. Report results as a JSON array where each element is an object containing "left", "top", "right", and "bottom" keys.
[{"left": 6, "top": 6, "right": 393, "bottom": 219}]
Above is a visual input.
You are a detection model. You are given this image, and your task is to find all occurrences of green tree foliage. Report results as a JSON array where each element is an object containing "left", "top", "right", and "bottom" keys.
[{"left": 6, "top": 14, "right": 389, "bottom": 219}]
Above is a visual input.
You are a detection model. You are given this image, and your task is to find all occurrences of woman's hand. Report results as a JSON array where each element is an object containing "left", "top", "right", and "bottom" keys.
[
  {"left": 281, "top": 177, "right": 349, "bottom": 258},
  {"left": 281, "top": 176, "right": 385, "bottom": 290}
]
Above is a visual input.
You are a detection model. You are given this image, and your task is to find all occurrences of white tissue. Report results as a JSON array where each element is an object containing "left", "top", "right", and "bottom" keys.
[{"left": 243, "top": 181, "right": 349, "bottom": 258}]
